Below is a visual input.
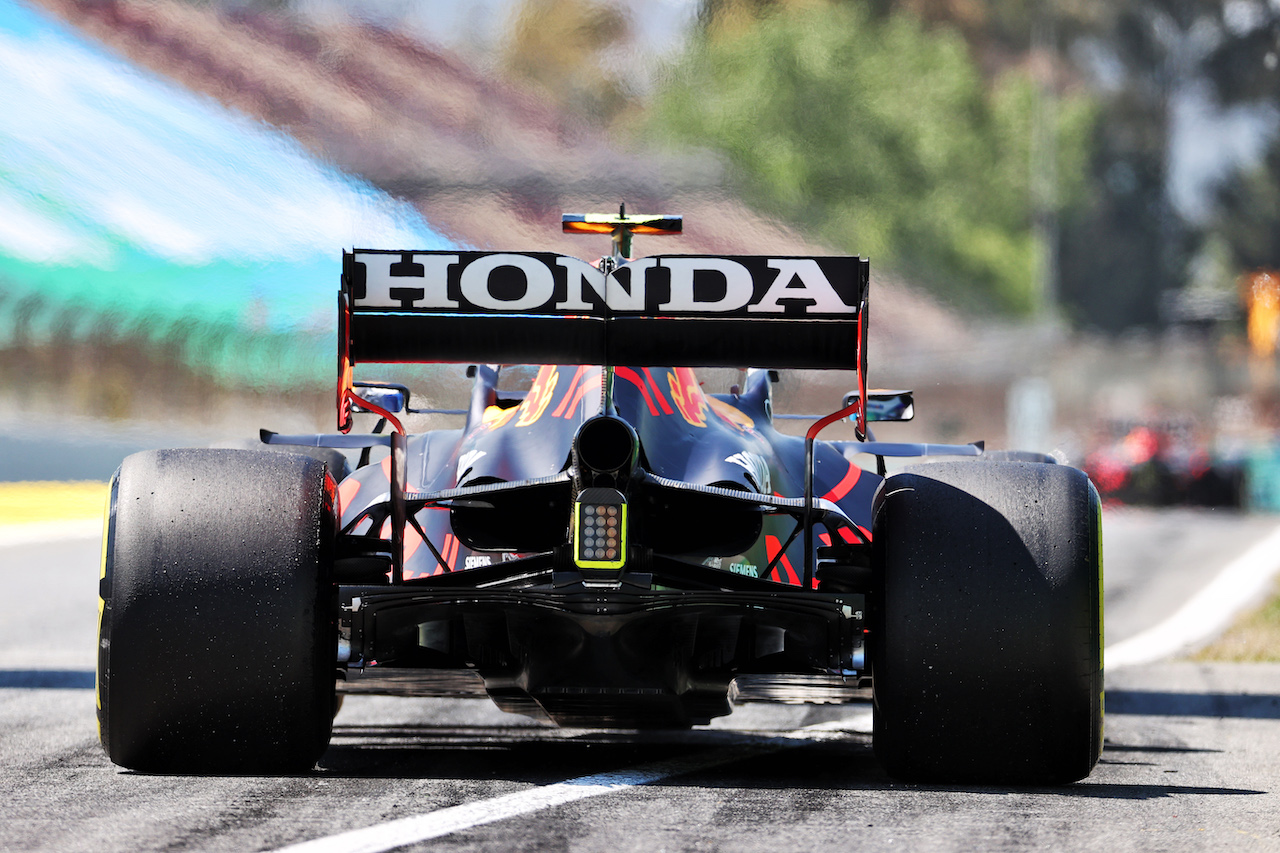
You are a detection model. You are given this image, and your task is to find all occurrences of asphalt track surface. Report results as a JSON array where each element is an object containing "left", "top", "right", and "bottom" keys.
[{"left": 4, "top": 508, "right": 1280, "bottom": 852}]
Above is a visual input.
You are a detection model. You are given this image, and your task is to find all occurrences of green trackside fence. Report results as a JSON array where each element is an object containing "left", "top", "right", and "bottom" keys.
[{"left": 0, "top": 287, "right": 331, "bottom": 395}]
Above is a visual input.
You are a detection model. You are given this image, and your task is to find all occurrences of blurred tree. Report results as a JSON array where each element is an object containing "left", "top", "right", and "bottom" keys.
[
  {"left": 1058, "top": 91, "right": 1182, "bottom": 330},
  {"left": 1202, "top": 0, "right": 1280, "bottom": 105},
  {"left": 1053, "top": 2, "right": 1197, "bottom": 330},
  {"left": 677, "top": 0, "right": 1279, "bottom": 332},
  {"left": 645, "top": 0, "right": 1095, "bottom": 314},
  {"left": 1056, "top": 0, "right": 1278, "bottom": 331},
  {"left": 1204, "top": 3, "right": 1280, "bottom": 278},
  {"left": 1215, "top": 143, "right": 1280, "bottom": 272},
  {"left": 501, "top": 0, "right": 634, "bottom": 125}
]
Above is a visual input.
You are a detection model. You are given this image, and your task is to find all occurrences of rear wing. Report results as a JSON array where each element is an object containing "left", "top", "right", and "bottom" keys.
[
  {"left": 334, "top": 244, "right": 871, "bottom": 580},
  {"left": 340, "top": 250, "right": 868, "bottom": 370}
]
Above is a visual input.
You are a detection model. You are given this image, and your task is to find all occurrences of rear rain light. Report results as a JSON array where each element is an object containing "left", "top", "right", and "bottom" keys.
[{"left": 574, "top": 488, "right": 627, "bottom": 570}]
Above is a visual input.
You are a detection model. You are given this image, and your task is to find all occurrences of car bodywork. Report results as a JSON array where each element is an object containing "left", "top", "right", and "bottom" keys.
[
  {"left": 269, "top": 214, "right": 974, "bottom": 728},
  {"left": 99, "top": 211, "right": 1102, "bottom": 782}
]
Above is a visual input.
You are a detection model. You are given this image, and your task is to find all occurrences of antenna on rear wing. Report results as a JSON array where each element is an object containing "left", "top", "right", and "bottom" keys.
[{"left": 562, "top": 203, "right": 682, "bottom": 267}]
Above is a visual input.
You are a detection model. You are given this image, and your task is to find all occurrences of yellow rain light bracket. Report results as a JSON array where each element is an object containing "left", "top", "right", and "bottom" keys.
[{"left": 573, "top": 487, "right": 627, "bottom": 570}]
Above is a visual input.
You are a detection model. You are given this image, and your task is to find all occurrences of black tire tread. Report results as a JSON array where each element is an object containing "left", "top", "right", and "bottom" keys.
[
  {"left": 98, "top": 448, "right": 335, "bottom": 773},
  {"left": 872, "top": 460, "right": 1103, "bottom": 784},
  {"left": 213, "top": 438, "right": 352, "bottom": 481}
]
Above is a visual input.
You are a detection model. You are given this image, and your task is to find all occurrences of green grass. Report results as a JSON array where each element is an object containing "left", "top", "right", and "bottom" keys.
[{"left": 0, "top": 481, "right": 107, "bottom": 526}]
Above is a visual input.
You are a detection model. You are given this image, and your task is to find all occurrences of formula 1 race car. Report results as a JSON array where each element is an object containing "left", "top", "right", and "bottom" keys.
[{"left": 97, "top": 210, "right": 1103, "bottom": 784}]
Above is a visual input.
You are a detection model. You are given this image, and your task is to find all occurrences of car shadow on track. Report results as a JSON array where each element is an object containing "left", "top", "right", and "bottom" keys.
[
  {"left": 319, "top": 721, "right": 874, "bottom": 784},
  {"left": 0, "top": 669, "right": 94, "bottom": 688},
  {"left": 316, "top": 722, "right": 1264, "bottom": 800},
  {"left": 1106, "top": 689, "right": 1280, "bottom": 719}
]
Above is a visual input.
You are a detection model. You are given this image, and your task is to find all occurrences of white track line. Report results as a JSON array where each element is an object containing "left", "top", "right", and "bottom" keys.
[
  {"left": 268, "top": 713, "right": 872, "bottom": 853},
  {"left": 0, "top": 519, "right": 101, "bottom": 548},
  {"left": 1105, "top": 522, "right": 1280, "bottom": 669}
]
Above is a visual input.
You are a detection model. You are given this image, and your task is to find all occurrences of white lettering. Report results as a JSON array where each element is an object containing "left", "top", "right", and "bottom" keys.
[
  {"left": 352, "top": 253, "right": 856, "bottom": 316},
  {"left": 749, "top": 259, "right": 854, "bottom": 314},
  {"left": 464, "top": 555, "right": 493, "bottom": 569},
  {"left": 355, "top": 252, "right": 459, "bottom": 308},
  {"left": 606, "top": 257, "right": 658, "bottom": 311},
  {"left": 554, "top": 256, "right": 608, "bottom": 310},
  {"left": 660, "top": 258, "right": 753, "bottom": 312},
  {"left": 460, "top": 253, "right": 555, "bottom": 311}
]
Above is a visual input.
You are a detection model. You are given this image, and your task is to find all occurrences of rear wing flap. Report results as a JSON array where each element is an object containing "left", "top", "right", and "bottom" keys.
[{"left": 341, "top": 250, "right": 868, "bottom": 370}]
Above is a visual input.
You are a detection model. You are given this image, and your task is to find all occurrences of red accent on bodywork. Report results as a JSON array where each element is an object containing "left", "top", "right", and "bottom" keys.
[
  {"left": 823, "top": 462, "right": 862, "bottom": 503},
  {"left": 443, "top": 533, "right": 459, "bottom": 571},
  {"left": 551, "top": 365, "right": 586, "bottom": 419},
  {"left": 765, "top": 534, "right": 800, "bottom": 586},
  {"left": 667, "top": 367, "right": 707, "bottom": 427},
  {"left": 343, "top": 389, "right": 404, "bottom": 435},
  {"left": 817, "top": 525, "right": 870, "bottom": 548},
  {"left": 337, "top": 290, "right": 353, "bottom": 432},
  {"left": 338, "top": 478, "right": 362, "bottom": 516},
  {"left": 402, "top": 528, "right": 454, "bottom": 578},
  {"left": 856, "top": 300, "right": 868, "bottom": 439},
  {"left": 561, "top": 369, "right": 602, "bottom": 418},
  {"left": 805, "top": 400, "right": 861, "bottom": 446},
  {"left": 642, "top": 368, "right": 675, "bottom": 415},
  {"left": 403, "top": 523, "right": 423, "bottom": 562},
  {"left": 516, "top": 365, "right": 559, "bottom": 427},
  {"left": 615, "top": 367, "right": 659, "bottom": 416}
]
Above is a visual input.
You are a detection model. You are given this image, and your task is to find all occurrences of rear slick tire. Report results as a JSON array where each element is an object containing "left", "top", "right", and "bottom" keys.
[
  {"left": 98, "top": 448, "right": 337, "bottom": 773},
  {"left": 871, "top": 461, "right": 1103, "bottom": 784}
]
